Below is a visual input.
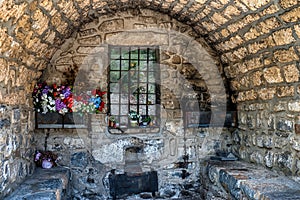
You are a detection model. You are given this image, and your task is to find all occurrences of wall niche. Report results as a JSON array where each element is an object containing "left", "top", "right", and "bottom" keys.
[{"left": 34, "top": 9, "right": 233, "bottom": 199}]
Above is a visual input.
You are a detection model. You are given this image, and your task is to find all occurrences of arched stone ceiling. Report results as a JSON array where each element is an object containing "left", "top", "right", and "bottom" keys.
[{"left": 0, "top": 0, "right": 299, "bottom": 105}]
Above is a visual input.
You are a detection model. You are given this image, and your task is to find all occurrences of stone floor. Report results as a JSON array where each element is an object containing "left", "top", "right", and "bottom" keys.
[{"left": 7, "top": 160, "right": 300, "bottom": 199}]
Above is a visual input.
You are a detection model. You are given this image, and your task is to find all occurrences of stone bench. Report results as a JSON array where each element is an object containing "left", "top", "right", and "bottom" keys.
[
  {"left": 202, "top": 160, "right": 300, "bottom": 200},
  {"left": 4, "top": 166, "right": 71, "bottom": 200}
]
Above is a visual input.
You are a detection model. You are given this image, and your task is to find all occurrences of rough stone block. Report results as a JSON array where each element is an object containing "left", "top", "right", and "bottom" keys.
[
  {"left": 263, "top": 4, "right": 281, "bottom": 16},
  {"left": 211, "top": 13, "right": 228, "bottom": 26},
  {"left": 71, "top": 151, "right": 89, "bottom": 168},
  {"left": 241, "top": 0, "right": 270, "bottom": 10},
  {"left": 78, "top": 35, "right": 101, "bottom": 45},
  {"left": 280, "top": 7, "right": 300, "bottom": 22},
  {"left": 288, "top": 101, "right": 300, "bottom": 112},
  {"left": 263, "top": 66, "right": 283, "bottom": 83},
  {"left": 205, "top": 160, "right": 300, "bottom": 200},
  {"left": 283, "top": 64, "right": 299, "bottom": 82},
  {"left": 32, "top": 9, "right": 49, "bottom": 35},
  {"left": 277, "top": 86, "right": 294, "bottom": 97},
  {"left": 250, "top": 71, "right": 262, "bottom": 86},
  {"left": 272, "top": 28, "right": 295, "bottom": 46},
  {"left": 98, "top": 19, "right": 124, "bottom": 32},
  {"left": 295, "top": 25, "right": 300, "bottom": 38},
  {"left": 276, "top": 119, "right": 293, "bottom": 131},
  {"left": 280, "top": 0, "right": 298, "bottom": 8},
  {"left": 4, "top": 167, "right": 70, "bottom": 200}
]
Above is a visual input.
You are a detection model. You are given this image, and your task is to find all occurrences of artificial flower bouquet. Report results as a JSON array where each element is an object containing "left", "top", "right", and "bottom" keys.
[{"left": 32, "top": 82, "right": 106, "bottom": 115}]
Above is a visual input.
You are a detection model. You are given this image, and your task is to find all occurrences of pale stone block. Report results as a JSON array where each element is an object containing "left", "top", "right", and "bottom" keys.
[
  {"left": 32, "top": 9, "right": 49, "bottom": 35},
  {"left": 258, "top": 88, "right": 276, "bottom": 100},
  {"left": 284, "top": 64, "right": 299, "bottom": 82},
  {"left": 211, "top": 13, "right": 228, "bottom": 26},
  {"left": 240, "top": 0, "right": 270, "bottom": 10},
  {"left": 261, "top": 4, "right": 280, "bottom": 15},
  {"left": 277, "top": 86, "right": 294, "bottom": 97},
  {"left": 274, "top": 101, "right": 287, "bottom": 112},
  {"left": 98, "top": 19, "right": 124, "bottom": 32},
  {"left": 0, "top": 1, "right": 27, "bottom": 23},
  {"left": 265, "top": 151, "right": 274, "bottom": 168},
  {"left": 274, "top": 47, "right": 299, "bottom": 63},
  {"left": 280, "top": 7, "right": 300, "bottom": 22},
  {"left": 251, "top": 71, "right": 262, "bottom": 86},
  {"left": 279, "top": 0, "right": 298, "bottom": 8},
  {"left": 288, "top": 101, "right": 300, "bottom": 112},
  {"left": 263, "top": 66, "right": 283, "bottom": 83},
  {"left": 295, "top": 25, "right": 300, "bottom": 38},
  {"left": 273, "top": 28, "right": 295, "bottom": 46}
]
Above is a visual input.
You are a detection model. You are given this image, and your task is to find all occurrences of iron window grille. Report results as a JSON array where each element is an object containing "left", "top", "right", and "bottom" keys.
[{"left": 108, "top": 46, "right": 161, "bottom": 134}]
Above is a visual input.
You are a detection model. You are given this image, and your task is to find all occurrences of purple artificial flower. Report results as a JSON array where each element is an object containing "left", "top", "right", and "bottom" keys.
[
  {"left": 35, "top": 151, "right": 42, "bottom": 161},
  {"left": 55, "top": 99, "right": 66, "bottom": 112},
  {"left": 63, "top": 87, "right": 71, "bottom": 98},
  {"left": 42, "top": 86, "right": 50, "bottom": 94}
]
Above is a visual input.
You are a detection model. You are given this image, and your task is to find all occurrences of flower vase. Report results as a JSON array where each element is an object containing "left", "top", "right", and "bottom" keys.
[
  {"left": 42, "top": 160, "right": 53, "bottom": 169},
  {"left": 142, "top": 122, "right": 148, "bottom": 126}
]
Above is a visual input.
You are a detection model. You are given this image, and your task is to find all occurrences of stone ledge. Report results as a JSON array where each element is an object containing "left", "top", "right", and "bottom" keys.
[
  {"left": 4, "top": 167, "right": 71, "bottom": 200},
  {"left": 205, "top": 160, "right": 300, "bottom": 200}
]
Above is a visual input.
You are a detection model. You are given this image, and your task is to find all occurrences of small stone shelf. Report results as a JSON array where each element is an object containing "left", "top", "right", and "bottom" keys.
[
  {"left": 36, "top": 112, "right": 89, "bottom": 129},
  {"left": 108, "top": 126, "right": 160, "bottom": 134}
]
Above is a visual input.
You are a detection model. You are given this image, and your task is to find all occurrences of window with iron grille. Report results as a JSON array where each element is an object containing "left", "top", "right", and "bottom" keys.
[{"left": 108, "top": 46, "right": 160, "bottom": 134}]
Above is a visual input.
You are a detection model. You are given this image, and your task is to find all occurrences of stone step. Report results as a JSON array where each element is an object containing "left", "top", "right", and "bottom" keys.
[
  {"left": 4, "top": 167, "right": 70, "bottom": 200},
  {"left": 205, "top": 160, "right": 300, "bottom": 200}
]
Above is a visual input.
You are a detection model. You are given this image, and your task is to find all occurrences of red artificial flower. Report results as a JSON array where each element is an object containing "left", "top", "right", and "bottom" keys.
[
  {"left": 98, "top": 101, "right": 105, "bottom": 112},
  {"left": 97, "top": 90, "right": 106, "bottom": 97}
]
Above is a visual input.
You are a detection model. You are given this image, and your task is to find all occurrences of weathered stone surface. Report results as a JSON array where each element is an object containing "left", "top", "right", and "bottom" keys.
[
  {"left": 250, "top": 71, "right": 262, "bottom": 86},
  {"left": 237, "top": 90, "right": 257, "bottom": 102},
  {"left": 288, "top": 101, "right": 300, "bottom": 112},
  {"left": 274, "top": 101, "right": 287, "bottom": 112},
  {"left": 280, "top": 0, "right": 298, "bottom": 9},
  {"left": 276, "top": 119, "right": 293, "bottom": 131},
  {"left": 203, "top": 160, "right": 300, "bottom": 200},
  {"left": 295, "top": 25, "right": 300, "bottom": 38},
  {"left": 78, "top": 35, "right": 101, "bottom": 45},
  {"left": 273, "top": 28, "right": 295, "bottom": 46},
  {"left": 71, "top": 151, "right": 89, "bottom": 168},
  {"left": 283, "top": 64, "right": 299, "bottom": 83},
  {"left": 263, "top": 66, "right": 283, "bottom": 84},
  {"left": 277, "top": 86, "right": 294, "bottom": 97},
  {"left": 274, "top": 47, "right": 299, "bottom": 63},
  {"left": 280, "top": 7, "right": 300, "bottom": 22},
  {"left": 98, "top": 19, "right": 124, "bottom": 32},
  {"left": 4, "top": 167, "right": 70, "bottom": 200}
]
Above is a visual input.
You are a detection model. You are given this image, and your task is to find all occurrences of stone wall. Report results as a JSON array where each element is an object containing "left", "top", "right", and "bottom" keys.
[
  {"left": 0, "top": 106, "right": 35, "bottom": 198},
  {"left": 34, "top": 10, "right": 234, "bottom": 199},
  {"left": 215, "top": 3, "right": 300, "bottom": 175}
]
